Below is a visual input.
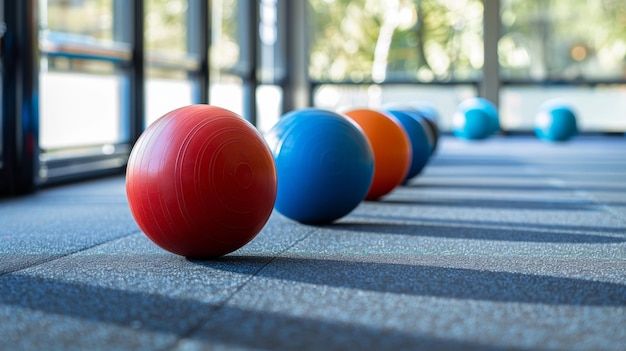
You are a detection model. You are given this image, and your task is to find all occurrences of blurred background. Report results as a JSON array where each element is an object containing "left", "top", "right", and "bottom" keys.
[{"left": 1, "top": 0, "right": 625, "bottom": 194}]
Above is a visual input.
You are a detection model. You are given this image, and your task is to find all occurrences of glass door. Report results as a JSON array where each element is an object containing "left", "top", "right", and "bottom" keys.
[
  {"left": 144, "top": 0, "right": 207, "bottom": 127},
  {"left": 38, "top": 0, "right": 134, "bottom": 183}
]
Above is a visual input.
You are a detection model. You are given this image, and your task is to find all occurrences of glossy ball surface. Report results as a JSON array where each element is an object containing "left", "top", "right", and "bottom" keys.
[
  {"left": 411, "top": 102, "right": 442, "bottom": 153},
  {"left": 266, "top": 108, "right": 374, "bottom": 224},
  {"left": 343, "top": 108, "right": 411, "bottom": 200},
  {"left": 453, "top": 99, "right": 495, "bottom": 140},
  {"left": 534, "top": 101, "right": 578, "bottom": 142},
  {"left": 385, "top": 109, "right": 432, "bottom": 181},
  {"left": 381, "top": 102, "right": 440, "bottom": 154},
  {"left": 459, "top": 98, "right": 500, "bottom": 135},
  {"left": 126, "top": 105, "right": 277, "bottom": 258}
]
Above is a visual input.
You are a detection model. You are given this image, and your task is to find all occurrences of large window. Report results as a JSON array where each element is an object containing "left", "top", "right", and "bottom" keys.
[
  {"left": 308, "top": 0, "right": 484, "bottom": 83},
  {"left": 144, "top": 0, "right": 196, "bottom": 126},
  {"left": 37, "top": 0, "right": 212, "bottom": 183},
  {"left": 499, "top": 0, "right": 625, "bottom": 81},
  {"left": 308, "top": 0, "right": 483, "bottom": 130},
  {"left": 209, "top": 0, "right": 245, "bottom": 115},
  {"left": 38, "top": 0, "right": 132, "bottom": 182},
  {"left": 306, "top": 0, "right": 626, "bottom": 133},
  {"left": 499, "top": 0, "right": 626, "bottom": 132},
  {"left": 2, "top": 0, "right": 625, "bottom": 196},
  {"left": 208, "top": 0, "right": 286, "bottom": 131}
]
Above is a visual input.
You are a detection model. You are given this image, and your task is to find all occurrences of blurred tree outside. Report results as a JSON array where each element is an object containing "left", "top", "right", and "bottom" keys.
[
  {"left": 41, "top": 0, "right": 626, "bottom": 82},
  {"left": 309, "top": 0, "right": 625, "bottom": 83},
  {"left": 210, "top": 0, "right": 241, "bottom": 73},
  {"left": 308, "top": 0, "right": 484, "bottom": 83},
  {"left": 499, "top": 0, "right": 626, "bottom": 81},
  {"left": 145, "top": 0, "right": 188, "bottom": 56},
  {"left": 44, "top": 0, "right": 114, "bottom": 42}
]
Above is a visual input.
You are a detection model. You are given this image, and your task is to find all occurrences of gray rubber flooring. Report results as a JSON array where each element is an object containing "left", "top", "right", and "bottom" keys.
[{"left": 1, "top": 136, "right": 625, "bottom": 350}]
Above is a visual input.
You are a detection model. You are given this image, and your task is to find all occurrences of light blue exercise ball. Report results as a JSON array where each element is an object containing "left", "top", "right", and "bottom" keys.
[{"left": 534, "top": 100, "right": 578, "bottom": 142}]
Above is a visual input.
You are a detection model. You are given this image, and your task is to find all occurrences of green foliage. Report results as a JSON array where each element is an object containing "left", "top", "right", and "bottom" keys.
[
  {"left": 500, "top": 0, "right": 626, "bottom": 80},
  {"left": 145, "top": 0, "right": 188, "bottom": 54},
  {"left": 308, "top": 0, "right": 483, "bottom": 82}
]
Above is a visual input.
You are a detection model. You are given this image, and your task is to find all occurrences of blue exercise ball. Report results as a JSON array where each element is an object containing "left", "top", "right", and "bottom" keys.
[
  {"left": 476, "top": 98, "right": 500, "bottom": 134},
  {"left": 412, "top": 108, "right": 440, "bottom": 154},
  {"left": 534, "top": 101, "right": 578, "bottom": 142},
  {"left": 265, "top": 108, "right": 374, "bottom": 224},
  {"left": 381, "top": 102, "right": 440, "bottom": 154},
  {"left": 453, "top": 101, "right": 492, "bottom": 140},
  {"left": 457, "top": 98, "right": 500, "bottom": 136},
  {"left": 385, "top": 109, "right": 432, "bottom": 181}
]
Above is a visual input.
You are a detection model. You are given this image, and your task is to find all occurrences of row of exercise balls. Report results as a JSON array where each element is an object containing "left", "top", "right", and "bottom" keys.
[
  {"left": 452, "top": 97, "right": 578, "bottom": 142},
  {"left": 268, "top": 106, "right": 439, "bottom": 225},
  {"left": 125, "top": 104, "right": 440, "bottom": 259}
]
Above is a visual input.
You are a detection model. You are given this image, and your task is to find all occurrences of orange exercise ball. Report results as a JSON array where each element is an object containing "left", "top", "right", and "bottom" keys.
[{"left": 343, "top": 108, "right": 411, "bottom": 200}]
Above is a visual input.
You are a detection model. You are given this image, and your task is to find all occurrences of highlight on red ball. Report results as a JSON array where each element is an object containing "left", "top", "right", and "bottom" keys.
[{"left": 125, "top": 104, "right": 277, "bottom": 258}]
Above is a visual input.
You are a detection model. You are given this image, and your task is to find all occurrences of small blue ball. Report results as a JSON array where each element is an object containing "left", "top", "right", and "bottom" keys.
[
  {"left": 457, "top": 98, "right": 500, "bottom": 137},
  {"left": 474, "top": 98, "right": 500, "bottom": 134},
  {"left": 265, "top": 108, "right": 374, "bottom": 224},
  {"left": 385, "top": 109, "right": 432, "bottom": 181},
  {"left": 534, "top": 101, "right": 578, "bottom": 142},
  {"left": 453, "top": 101, "right": 493, "bottom": 140}
]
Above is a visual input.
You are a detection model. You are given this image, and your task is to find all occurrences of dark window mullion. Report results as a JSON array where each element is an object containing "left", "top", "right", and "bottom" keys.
[
  {"left": 238, "top": 0, "right": 259, "bottom": 125},
  {"left": 0, "top": 0, "right": 39, "bottom": 195},
  {"left": 188, "top": 0, "right": 210, "bottom": 104}
]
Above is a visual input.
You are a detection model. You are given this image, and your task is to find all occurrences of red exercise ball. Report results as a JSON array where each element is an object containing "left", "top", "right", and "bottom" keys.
[
  {"left": 126, "top": 104, "right": 277, "bottom": 258},
  {"left": 343, "top": 108, "right": 411, "bottom": 200}
]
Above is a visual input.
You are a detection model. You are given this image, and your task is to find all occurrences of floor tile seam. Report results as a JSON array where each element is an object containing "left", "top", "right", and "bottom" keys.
[
  {"left": 0, "top": 230, "right": 143, "bottom": 278},
  {"left": 541, "top": 170, "right": 626, "bottom": 226},
  {"left": 524, "top": 168, "right": 614, "bottom": 206},
  {"left": 551, "top": 185, "right": 626, "bottom": 230},
  {"left": 574, "top": 190, "right": 626, "bottom": 225},
  {"left": 530, "top": 151, "right": 622, "bottom": 212},
  {"left": 163, "top": 226, "right": 320, "bottom": 351}
]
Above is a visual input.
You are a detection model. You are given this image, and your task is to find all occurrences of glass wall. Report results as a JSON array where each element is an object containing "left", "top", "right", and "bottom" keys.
[
  {"left": 36, "top": 0, "right": 211, "bottom": 183},
  {"left": 499, "top": 0, "right": 625, "bottom": 81},
  {"left": 209, "top": 0, "right": 245, "bottom": 116},
  {"left": 40, "top": 0, "right": 127, "bottom": 149},
  {"left": 257, "top": 0, "right": 284, "bottom": 132},
  {"left": 144, "top": 0, "right": 195, "bottom": 126},
  {"left": 308, "top": 0, "right": 484, "bottom": 83},
  {"left": 2, "top": 0, "right": 625, "bottom": 195},
  {"left": 499, "top": 0, "right": 626, "bottom": 132},
  {"left": 307, "top": 0, "right": 483, "bottom": 131},
  {"left": 306, "top": 0, "right": 626, "bottom": 133},
  {"left": 38, "top": 0, "right": 131, "bottom": 181}
]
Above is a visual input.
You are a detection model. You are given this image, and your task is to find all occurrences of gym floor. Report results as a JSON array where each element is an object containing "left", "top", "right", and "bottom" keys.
[{"left": 1, "top": 135, "right": 625, "bottom": 351}]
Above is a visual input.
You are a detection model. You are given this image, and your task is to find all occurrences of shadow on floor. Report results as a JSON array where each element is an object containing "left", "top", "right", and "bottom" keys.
[
  {"left": 323, "top": 220, "right": 625, "bottom": 244},
  {"left": 406, "top": 182, "right": 626, "bottom": 193},
  {"left": 376, "top": 197, "right": 600, "bottom": 211},
  {"left": 200, "top": 256, "right": 626, "bottom": 307},
  {"left": 343, "top": 213, "right": 626, "bottom": 236},
  {"left": 0, "top": 273, "right": 521, "bottom": 351}
]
